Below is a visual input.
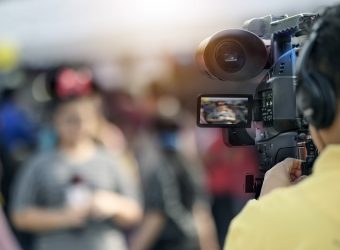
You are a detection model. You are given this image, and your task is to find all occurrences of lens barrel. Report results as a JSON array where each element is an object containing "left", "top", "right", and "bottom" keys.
[{"left": 196, "top": 29, "right": 268, "bottom": 81}]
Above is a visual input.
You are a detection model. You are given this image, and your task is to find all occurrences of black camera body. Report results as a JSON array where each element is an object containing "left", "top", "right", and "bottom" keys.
[{"left": 197, "top": 14, "right": 319, "bottom": 196}]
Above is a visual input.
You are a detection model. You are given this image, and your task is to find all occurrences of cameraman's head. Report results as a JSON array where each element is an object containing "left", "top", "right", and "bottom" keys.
[{"left": 298, "top": 5, "right": 340, "bottom": 151}]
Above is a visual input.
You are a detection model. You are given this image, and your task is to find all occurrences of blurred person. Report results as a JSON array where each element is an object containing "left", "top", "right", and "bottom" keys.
[
  {"left": 131, "top": 83, "right": 218, "bottom": 250},
  {"left": 206, "top": 102, "right": 236, "bottom": 124},
  {"left": 197, "top": 128, "right": 258, "bottom": 248},
  {"left": 10, "top": 95, "right": 142, "bottom": 250},
  {"left": 0, "top": 161, "right": 21, "bottom": 250},
  {"left": 37, "top": 69, "right": 131, "bottom": 168},
  {"left": 102, "top": 89, "right": 144, "bottom": 144},
  {"left": 37, "top": 67, "right": 94, "bottom": 152},
  {"left": 0, "top": 208, "right": 21, "bottom": 250},
  {"left": 130, "top": 115, "right": 219, "bottom": 250},
  {"left": 38, "top": 68, "right": 139, "bottom": 189},
  {"left": 0, "top": 88, "right": 37, "bottom": 161},
  {"left": 0, "top": 88, "right": 38, "bottom": 209},
  {"left": 87, "top": 91, "right": 143, "bottom": 245},
  {"left": 37, "top": 67, "right": 142, "bottom": 232},
  {"left": 0, "top": 87, "right": 38, "bottom": 250},
  {"left": 225, "top": 5, "right": 340, "bottom": 250}
]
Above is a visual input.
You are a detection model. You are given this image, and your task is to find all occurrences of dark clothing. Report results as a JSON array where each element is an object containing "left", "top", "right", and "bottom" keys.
[
  {"left": 211, "top": 195, "right": 236, "bottom": 247},
  {"left": 144, "top": 151, "right": 200, "bottom": 250}
]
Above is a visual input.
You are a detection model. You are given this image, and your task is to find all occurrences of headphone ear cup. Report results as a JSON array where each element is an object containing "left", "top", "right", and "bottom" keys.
[
  {"left": 296, "top": 78, "right": 319, "bottom": 125},
  {"left": 311, "top": 72, "right": 337, "bottom": 128},
  {"left": 296, "top": 71, "right": 336, "bottom": 129}
]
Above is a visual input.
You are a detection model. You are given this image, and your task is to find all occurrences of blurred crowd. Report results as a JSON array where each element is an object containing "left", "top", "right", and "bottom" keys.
[{"left": 0, "top": 59, "right": 258, "bottom": 250}]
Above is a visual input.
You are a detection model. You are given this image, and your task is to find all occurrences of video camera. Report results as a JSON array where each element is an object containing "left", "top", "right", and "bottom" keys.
[{"left": 196, "top": 14, "right": 319, "bottom": 196}]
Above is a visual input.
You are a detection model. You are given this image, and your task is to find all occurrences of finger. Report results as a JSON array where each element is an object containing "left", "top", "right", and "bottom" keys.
[
  {"left": 290, "top": 170, "right": 302, "bottom": 181},
  {"left": 290, "top": 166, "right": 302, "bottom": 177},
  {"left": 288, "top": 159, "right": 303, "bottom": 181},
  {"left": 288, "top": 159, "right": 302, "bottom": 173}
]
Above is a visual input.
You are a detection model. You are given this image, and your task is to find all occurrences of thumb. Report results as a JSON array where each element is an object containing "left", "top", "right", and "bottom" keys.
[{"left": 288, "top": 159, "right": 303, "bottom": 182}]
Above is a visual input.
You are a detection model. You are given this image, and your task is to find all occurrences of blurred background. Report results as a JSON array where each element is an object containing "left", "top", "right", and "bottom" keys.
[
  {"left": 0, "top": 1, "right": 338, "bottom": 250},
  {"left": 0, "top": 0, "right": 337, "bottom": 104}
]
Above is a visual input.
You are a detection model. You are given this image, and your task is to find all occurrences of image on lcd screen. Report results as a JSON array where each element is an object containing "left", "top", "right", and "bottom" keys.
[{"left": 199, "top": 96, "right": 250, "bottom": 126}]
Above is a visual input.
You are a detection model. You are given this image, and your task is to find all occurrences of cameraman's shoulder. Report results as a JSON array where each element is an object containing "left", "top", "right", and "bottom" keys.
[
  {"left": 244, "top": 182, "right": 309, "bottom": 219},
  {"left": 238, "top": 183, "right": 310, "bottom": 220},
  {"left": 225, "top": 185, "right": 309, "bottom": 249}
]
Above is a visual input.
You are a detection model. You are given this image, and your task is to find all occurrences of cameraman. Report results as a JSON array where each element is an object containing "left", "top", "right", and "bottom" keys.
[{"left": 225, "top": 5, "right": 340, "bottom": 250}]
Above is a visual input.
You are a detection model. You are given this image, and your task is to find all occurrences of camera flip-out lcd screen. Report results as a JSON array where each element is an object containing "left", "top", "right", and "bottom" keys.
[{"left": 197, "top": 95, "right": 252, "bottom": 128}]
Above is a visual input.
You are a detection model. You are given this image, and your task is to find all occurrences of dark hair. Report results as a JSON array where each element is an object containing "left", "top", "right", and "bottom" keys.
[
  {"left": 216, "top": 101, "right": 226, "bottom": 106},
  {"left": 153, "top": 116, "right": 179, "bottom": 133},
  {"left": 309, "top": 5, "right": 340, "bottom": 99}
]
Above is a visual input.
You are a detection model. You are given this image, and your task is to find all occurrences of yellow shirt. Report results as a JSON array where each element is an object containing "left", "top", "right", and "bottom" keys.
[{"left": 224, "top": 145, "right": 340, "bottom": 250}]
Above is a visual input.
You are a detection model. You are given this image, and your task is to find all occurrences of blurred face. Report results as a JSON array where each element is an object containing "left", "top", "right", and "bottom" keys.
[
  {"left": 54, "top": 98, "right": 99, "bottom": 146},
  {"left": 217, "top": 105, "right": 227, "bottom": 112}
]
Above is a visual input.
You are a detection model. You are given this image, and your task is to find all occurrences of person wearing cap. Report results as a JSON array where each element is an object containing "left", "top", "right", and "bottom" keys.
[
  {"left": 206, "top": 102, "right": 236, "bottom": 124},
  {"left": 10, "top": 95, "right": 142, "bottom": 250}
]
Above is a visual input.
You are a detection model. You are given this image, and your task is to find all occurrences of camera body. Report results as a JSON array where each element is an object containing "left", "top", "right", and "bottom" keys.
[{"left": 197, "top": 14, "right": 319, "bottom": 195}]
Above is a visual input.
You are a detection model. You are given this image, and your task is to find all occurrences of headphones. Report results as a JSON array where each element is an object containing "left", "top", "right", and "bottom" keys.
[{"left": 296, "top": 9, "right": 337, "bottom": 129}]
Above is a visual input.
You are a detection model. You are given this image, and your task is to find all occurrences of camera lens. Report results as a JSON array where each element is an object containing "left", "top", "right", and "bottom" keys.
[
  {"left": 196, "top": 29, "right": 268, "bottom": 81},
  {"left": 215, "top": 41, "right": 246, "bottom": 73}
]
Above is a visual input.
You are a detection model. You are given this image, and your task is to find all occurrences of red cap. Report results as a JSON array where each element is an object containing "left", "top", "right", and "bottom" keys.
[{"left": 56, "top": 68, "right": 92, "bottom": 98}]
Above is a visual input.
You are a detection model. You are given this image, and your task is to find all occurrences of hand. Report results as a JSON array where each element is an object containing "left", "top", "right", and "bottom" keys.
[
  {"left": 90, "top": 190, "right": 118, "bottom": 220},
  {"left": 61, "top": 205, "right": 90, "bottom": 228},
  {"left": 260, "top": 158, "right": 307, "bottom": 198}
]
